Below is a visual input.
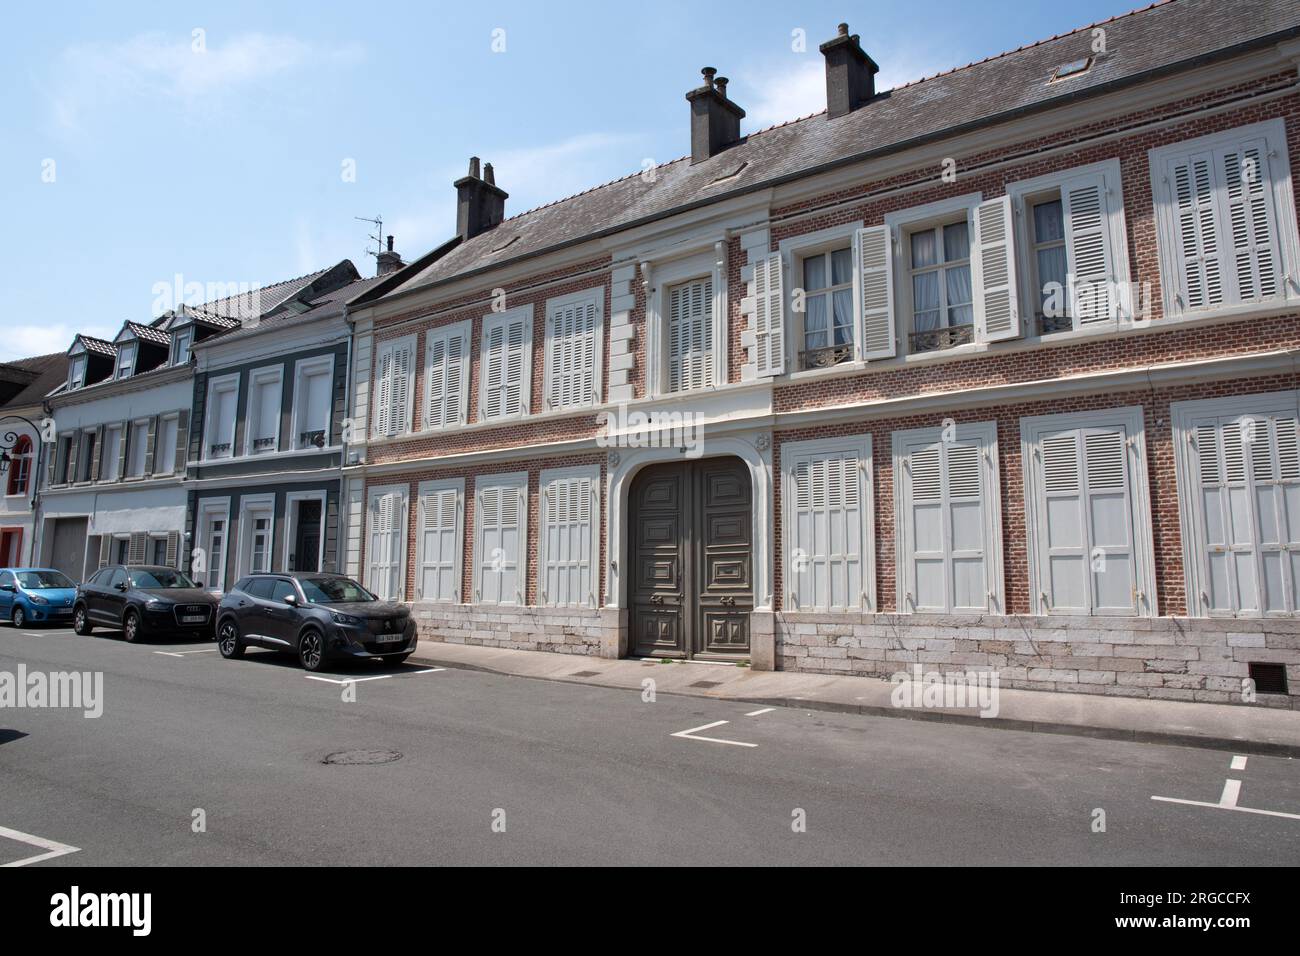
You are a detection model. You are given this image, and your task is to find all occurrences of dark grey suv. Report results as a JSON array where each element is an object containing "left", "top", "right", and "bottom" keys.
[{"left": 215, "top": 572, "right": 417, "bottom": 671}]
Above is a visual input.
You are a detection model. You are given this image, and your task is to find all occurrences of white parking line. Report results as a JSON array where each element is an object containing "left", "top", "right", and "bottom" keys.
[
  {"left": 0, "top": 824, "right": 80, "bottom": 867},
  {"left": 1150, "top": 794, "right": 1300, "bottom": 821},
  {"left": 670, "top": 720, "right": 757, "bottom": 748},
  {"left": 1230, "top": 754, "right": 1248, "bottom": 771},
  {"left": 303, "top": 668, "right": 444, "bottom": 685},
  {"left": 153, "top": 649, "right": 219, "bottom": 658},
  {"left": 745, "top": 707, "right": 775, "bottom": 717}
]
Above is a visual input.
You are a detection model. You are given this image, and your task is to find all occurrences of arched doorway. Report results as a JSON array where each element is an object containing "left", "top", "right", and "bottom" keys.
[{"left": 628, "top": 456, "right": 753, "bottom": 659}]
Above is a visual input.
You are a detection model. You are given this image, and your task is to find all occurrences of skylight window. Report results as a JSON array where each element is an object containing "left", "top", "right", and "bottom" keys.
[{"left": 1050, "top": 57, "right": 1093, "bottom": 83}]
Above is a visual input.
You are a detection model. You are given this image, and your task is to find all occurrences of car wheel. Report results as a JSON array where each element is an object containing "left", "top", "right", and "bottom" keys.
[
  {"left": 386, "top": 653, "right": 411, "bottom": 667},
  {"left": 123, "top": 611, "right": 141, "bottom": 643},
  {"left": 298, "top": 629, "right": 325, "bottom": 672},
  {"left": 73, "top": 606, "right": 93, "bottom": 635},
  {"left": 11, "top": 606, "right": 26, "bottom": 629},
  {"left": 216, "top": 619, "right": 245, "bottom": 659}
]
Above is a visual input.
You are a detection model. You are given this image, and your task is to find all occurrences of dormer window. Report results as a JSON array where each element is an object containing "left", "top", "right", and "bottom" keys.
[
  {"left": 172, "top": 329, "right": 192, "bottom": 365},
  {"left": 115, "top": 343, "right": 136, "bottom": 379},
  {"left": 68, "top": 355, "right": 86, "bottom": 390}
]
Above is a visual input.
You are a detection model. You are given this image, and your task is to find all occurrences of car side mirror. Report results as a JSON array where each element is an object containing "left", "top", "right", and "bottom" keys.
[
  {"left": 0, "top": 584, "right": 14, "bottom": 592},
  {"left": 116, "top": 582, "right": 129, "bottom": 592},
  {"left": 283, "top": 594, "right": 297, "bottom": 605}
]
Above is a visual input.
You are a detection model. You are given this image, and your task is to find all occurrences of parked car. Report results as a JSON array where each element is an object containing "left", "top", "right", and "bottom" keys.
[
  {"left": 216, "top": 572, "right": 417, "bottom": 671},
  {"left": 0, "top": 568, "right": 78, "bottom": 628},
  {"left": 73, "top": 565, "right": 218, "bottom": 642}
]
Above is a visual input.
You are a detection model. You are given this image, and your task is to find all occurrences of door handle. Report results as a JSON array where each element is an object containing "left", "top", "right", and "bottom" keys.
[
  {"left": 720, "top": 595, "right": 736, "bottom": 607},
  {"left": 650, "top": 594, "right": 664, "bottom": 605}
]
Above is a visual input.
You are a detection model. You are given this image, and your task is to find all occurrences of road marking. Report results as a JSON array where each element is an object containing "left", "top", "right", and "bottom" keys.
[
  {"left": 670, "top": 720, "right": 757, "bottom": 748},
  {"left": 153, "top": 648, "right": 219, "bottom": 658},
  {"left": 304, "top": 668, "right": 444, "bottom": 685},
  {"left": 745, "top": 707, "right": 775, "bottom": 717},
  {"left": 0, "top": 824, "right": 80, "bottom": 867},
  {"left": 1219, "top": 778, "right": 1242, "bottom": 808},
  {"left": 1150, "top": 794, "right": 1300, "bottom": 821},
  {"left": 1230, "top": 755, "right": 1248, "bottom": 771}
]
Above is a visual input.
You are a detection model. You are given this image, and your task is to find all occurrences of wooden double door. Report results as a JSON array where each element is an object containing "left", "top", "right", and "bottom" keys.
[{"left": 629, "top": 458, "right": 753, "bottom": 659}]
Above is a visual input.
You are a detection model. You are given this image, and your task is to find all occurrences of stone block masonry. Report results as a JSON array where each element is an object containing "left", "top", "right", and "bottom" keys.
[{"left": 411, "top": 602, "right": 618, "bottom": 657}]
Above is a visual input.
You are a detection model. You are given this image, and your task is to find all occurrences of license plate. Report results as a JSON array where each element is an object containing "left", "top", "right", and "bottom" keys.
[
  {"left": 375, "top": 632, "right": 403, "bottom": 643},
  {"left": 182, "top": 615, "right": 205, "bottom": 624}
]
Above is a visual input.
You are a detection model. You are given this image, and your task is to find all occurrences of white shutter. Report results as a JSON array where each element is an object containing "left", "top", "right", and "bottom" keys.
[
  {"left": 547, "top": 296, "right": 599, "bottom": 409},
  {"left": 972, "top": 196, "right": 1020, "bottom": 342},
  {"left": 426, "top": 327, "right": 467, "bottom": 428},
  {"left": 1032, "top": 425, "right": 1136, "bottom": 614},
  {"left": 788, "top": 448, "right": 866, "bottom": 611},
  {"left": 418, "top": 485, "right": 460, "bottom": 601},
  {"left": 481, "top": 313, "right": 530, "bottom": 419},
  {"left": 1221, "top": 139, "right": 1282, "bottom": 303},
  {"left": 368, "top": 490, "right": 405, "bottom": 600},
  {"left": 668, "top": 278, "right": 713, "bottom": 392},
  {"left": 541, "top": 472, "right": 597, "bottom": 607},
  {"left": 854, "top": 225, "right": 895, "bottom": 360},
  {"left": 477, "top": 476, "right": 526, "bottom": 604},
  {"left": 902, "top": 435, "right": 993, "bottom": 613},
  {"left": 374, "top": 346, "right": 393, "bottom": 437},
  {"left": 1170, "top": 153, "right": 1225, "bottom": 310},
  {"left": 753, "top": 252, "right": 786, "bottom": 376},
  {"left": 1062, "top": 172, "right": 1119, "bottom": 325},
  {"left": 391, "top": 342, "right": 412, "bottom": 436}
]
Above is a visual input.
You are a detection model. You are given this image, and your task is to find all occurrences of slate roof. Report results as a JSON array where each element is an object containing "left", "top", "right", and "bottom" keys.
[
  {"left": 185, "top": 266, "right": 337, "bottom": 325},
  {"left": 391, "top": 0, "right": 1300, "bottom": 297},
  {"left": 198, "top": 272, "right": 390, "bottom": 348},
  {"left": 0, "top": 352, "right": 67, "bottom": 409}
]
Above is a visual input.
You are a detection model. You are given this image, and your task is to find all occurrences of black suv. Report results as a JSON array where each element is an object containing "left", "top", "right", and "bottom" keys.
[
  {"left": 74, "top": 565, "right": 218, "bottom": 642},
  {"left": 216, "top": 572, "right": 417, "bottom": 671}
]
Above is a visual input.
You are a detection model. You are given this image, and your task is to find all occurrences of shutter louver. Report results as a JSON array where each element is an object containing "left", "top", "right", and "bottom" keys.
[
  {"left": 542, "top": 474, "right": 596, "bottom": 607},
  {"left": 116, "top": 420, "right": 129, "bottom": 482},
  {"left": 789, "top": 448, "right": 865, "bottom": 611},
  {"left": 972, "top": 195, "right": 1020, "bottom": 342},
  {"left": 174, "top": 410, "right": 189, "bottom": 474},
  {"left": 1063, "top": 172, "right": 1118, "bottom": 324},
  {"left": 854, "top": 225, "right": 895, "bottom": 360},
  {"left": 426, "top": 329, "right": 467, "bottom": 429},
  {"left": 374, "top": 347, "right": 393, "bottom": 437},
  {"left": 128, "top": 533, "right": 147, "bottom": 565},
  {"left": 90, "top": 425, "right": 104, "bottom": 482},
  {"left": 1171, "top": 153, "right": 1224, "bottom": 310},
  {"left": 144, "top": 416, "right": 157, "bottom": 474},
  {"left": 668, "top": 279, "right": 713, "bottom": 392},
  {"left": 418, "top": 487, "right": 460, "bottom": 601},
  {"left": 98, "top": 535, "right": 112, "bottom": 570},
  {"left": 66, "top": 433, "right": 79, "bottom": 485},
  {"left": 547, "top": 297, "right": 599, "bottom": 409},
  {"left": 753, "top": 252, "right": 786, "bottom": 376},
  {"left": 477, "top": 479, "right": 524, "bottom": 604},
  {"left": 392, "top": 343, "right": 411, "bottom": 436},
  {"left": 1222, "top": 141, "right": 1281, "bottom": 303},
  {"left": 165, "top": 531, "right": 180, "bottom": 568}
]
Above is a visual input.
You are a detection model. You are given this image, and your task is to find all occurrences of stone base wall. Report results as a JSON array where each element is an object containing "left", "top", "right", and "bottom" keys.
[
  {"left": 774, "top": 612, "right": 1300, "bottom": 708},
  {"left": 412, "top": 603, "right": 623, "bottom": 658}
]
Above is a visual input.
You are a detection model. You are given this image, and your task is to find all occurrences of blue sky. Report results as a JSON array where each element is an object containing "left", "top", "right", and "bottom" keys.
[{"left": 0, "top": 0, "right": 1143, "bottom": 361}]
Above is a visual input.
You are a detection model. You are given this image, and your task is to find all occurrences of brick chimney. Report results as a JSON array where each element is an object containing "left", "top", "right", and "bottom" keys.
[
  {"left": 454, "top": 157, "right": 508, "bottom": 240},
  {"left": 376, "top": 235, "right": 404, "bottom": 276},
  {"left": 820, "top": 23, "right": 879, "bottom": 119},
  {"left": 685, "top": 67, "right": 745, "bottom": 164}
]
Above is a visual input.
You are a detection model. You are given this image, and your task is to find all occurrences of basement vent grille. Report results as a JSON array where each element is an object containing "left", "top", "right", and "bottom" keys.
[{"left": 1248, "top": 662, "right": 1289, "bottom": 695}]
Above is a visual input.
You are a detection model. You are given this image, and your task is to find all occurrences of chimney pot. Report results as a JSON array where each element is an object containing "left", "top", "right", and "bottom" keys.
[
  {"left": 468, "top": 156, "right": 481, "bottom": 178},
  {"left": 376, "top": 235, "right": 404, "bottom": 276},
  {"left": 484, "top": 162, "right": 496, "bottom": 186},
  {"left": 386, "top": 235, "right": 394, "bottom": 252},
  {"left": 819, "top": 23, "right": 879, "bottom": 119},
  {"left": 685, "top": 66, "right": 745, "bottom": 164}
]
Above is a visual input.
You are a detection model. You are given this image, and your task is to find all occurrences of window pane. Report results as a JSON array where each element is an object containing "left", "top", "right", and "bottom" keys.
[
  {"left": 1033, "top": 199, "right": 1064, "bottom": 244},
  {"left": 910, "top": 229, "right": 938, "bottom": 269},
  {"left": 946, "top": 265, "right": 973, "bottom": 326},
  {"left": 804, "top": 294, "right": 828, "bottom": 349},
  {"left": 913, "top": 271, "right": 940, "bottom": 331},
  {"left": 803, "top": 254, "right": 827, "bottom": 292},
  {"left": 832, "top": 289, "right": 854, "bottom": 345},
  {"left": 943, "top": 221, "right": 970, "bottom": 262},
  {"left": 1036, "top": 245, "right": 1069, "bottom": 314},
  {"left": 830, "top": 247, "right": 852, "bottom": 285}
]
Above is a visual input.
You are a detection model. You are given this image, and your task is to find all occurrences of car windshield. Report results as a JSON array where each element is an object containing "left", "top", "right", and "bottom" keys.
[
  {"left": 129, "top": 569, "right": 196, "bottom": 589},
  {"left": 298, "top": 577, "right": 376, "bottom": 604},
  {"left": 15, "top": 570, "right": 74, "bottom": 589}
]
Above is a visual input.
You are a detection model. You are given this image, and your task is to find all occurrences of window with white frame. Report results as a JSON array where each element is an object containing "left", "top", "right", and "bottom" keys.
[
  {"left": 474, "top": 472, "right": 527, "bottom": 605},
  {"left": 666, "top": 278, "right": 713, "bottom": 392},
  {"left": 544, "top": 289, "right": 602, "bottom": 410},
  {"left": 366, "top": 484, "right": 408, "bottom": 600},
  {"left": 126, "top": 419, "right": 149, "bottom": 478},
  {"left": 894, "top": 421, "right": 1003, "bottom": 614},
  {"left": 1009, "top": 159, "right": 1129, "bottom": 334},
  {"left": 155, "top": 414, "right": 179, "bottom": 475},
  {"left": 241, "top": 497, "right": 275, "bottom": 575},
  {"left": 372, "top": 335, "right": 416, "bottom": 438},
  {"left": 797, "top": 247, "right": 854, "bottom": 369},
  {"left": 204, "top": 373, "right": 239, "bottom": 460},
  {"left": 539, "top": 466, "right": 599, "bottom": 608},
  {"left": 1022, "top": 407, "right": 1155, "bottom": 616},
  {"left": 479, "top": 307, "right": 532, "bottom": 421},
  {"left": 1151, "top": 119, "right": 1300, "bottom": 316},
  {"left": 68, "top": 354, "right": 86, "bottom": 390},
  {"left": 782, "top": 435, "right": 874, "bottom": 611},
  {"left": 292, "top": 355, "right": 333, "bottom": 449},
  {"left": 198, "top": 500, "right": 229, "bottom": 592},
  {"left": 100, "top": 425, "right": 122, "bottom": 482},
  {"left": 423, "top": 322, "right": 470, "bottom": 430},
  {"left": 1173, "top": 390, "right": 1300, "bottom": 617},
  {"left": 416, "top": 478, "right": 462, "bottom": 602},
  {"left": 907, "top": 218, "right": 974, "bottom": 352},
  {"left": 115, "top": 343, "right": 136, "bottom": 379},
  {"left": 172, "top": 329, "right": 192, "bottom": 366},
  {"left": 245, "top": 366, "right": 283, "bottom": 455}
]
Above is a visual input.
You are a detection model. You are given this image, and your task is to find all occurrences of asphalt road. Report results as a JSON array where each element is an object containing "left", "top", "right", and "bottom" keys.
[{"left": 0, "top": 622, "right": 1298, "bottom": 866}]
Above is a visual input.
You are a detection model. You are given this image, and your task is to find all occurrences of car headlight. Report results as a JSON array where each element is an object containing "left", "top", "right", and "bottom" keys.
[
  {"left": 29, "top": 594, "right": 49, "bottom": 605},
  {"left": 145, "top": 599, "right": 164, "bottom": 609},
  {"left": 330, "top": 611, "right": 364, "bottom": 627}
]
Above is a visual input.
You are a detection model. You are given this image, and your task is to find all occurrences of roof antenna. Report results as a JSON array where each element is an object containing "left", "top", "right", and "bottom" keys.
[{"left": 354, "top": 214, "right": 385, "bottom": 263}]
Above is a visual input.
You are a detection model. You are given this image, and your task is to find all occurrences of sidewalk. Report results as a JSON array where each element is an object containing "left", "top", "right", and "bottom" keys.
[{"left": 411, "top": 640, "right": 1300, "bottom": 757}]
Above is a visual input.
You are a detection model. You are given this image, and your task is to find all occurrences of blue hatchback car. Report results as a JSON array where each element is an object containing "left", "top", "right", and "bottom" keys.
[{"left": 0, "top": 568, "right": 78, "bottom": 628}]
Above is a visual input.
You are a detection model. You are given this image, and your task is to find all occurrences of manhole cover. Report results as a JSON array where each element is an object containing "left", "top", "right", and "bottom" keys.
[
  {"left": 321, "top": 749, "right": 402, "bottom": 765},
  {"left": 690, "top": 680, "right": 721, "bottom": 689},
  {"left": 569, "top": 670, "right": 600, "bottom": 678}
]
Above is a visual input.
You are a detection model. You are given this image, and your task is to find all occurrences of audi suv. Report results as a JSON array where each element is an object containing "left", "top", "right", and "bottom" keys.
[{"left": 74, "top": 565, "right": 218, "bottom": 642}]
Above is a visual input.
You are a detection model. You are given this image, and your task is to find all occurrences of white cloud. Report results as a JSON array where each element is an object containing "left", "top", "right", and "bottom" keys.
[
  {"left": 49, "top": 31, "right": 363, "bottom": 133},
  {"left": 0, "top": 322, "right": 116, "bottom": 363}
]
